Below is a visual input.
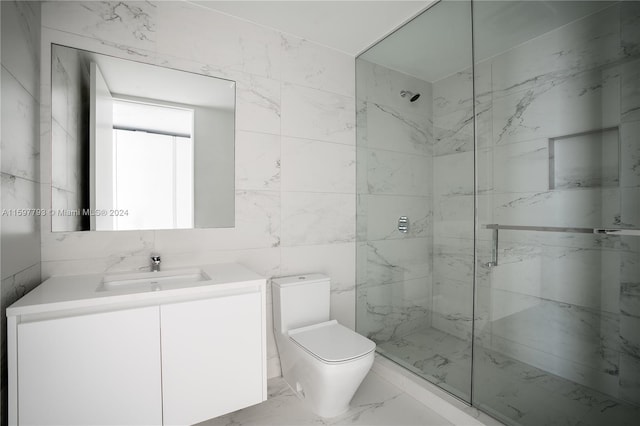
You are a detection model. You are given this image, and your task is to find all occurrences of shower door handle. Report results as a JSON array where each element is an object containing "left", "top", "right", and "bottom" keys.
[
  {"left": 485, "top": 228, "right": 499, "bottom": 268},
  {"left": 593, "top": 228, "right": 640, "bottom": 236}
]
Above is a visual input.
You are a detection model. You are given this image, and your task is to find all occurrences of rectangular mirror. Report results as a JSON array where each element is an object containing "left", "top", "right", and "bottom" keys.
[{"left": 51, "top": 44, "right": 236, "bottom": 232}]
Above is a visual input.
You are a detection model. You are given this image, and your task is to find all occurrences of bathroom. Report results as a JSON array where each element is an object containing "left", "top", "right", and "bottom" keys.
[{"left": 1, "top": 0, "right": 638, "bottom": 425}]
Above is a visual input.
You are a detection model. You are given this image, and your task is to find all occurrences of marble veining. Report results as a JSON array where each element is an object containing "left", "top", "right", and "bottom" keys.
[
  {"left": 378, "top": 326, "right": 640, "bottom": 426},
  {"left": 492, "top": 67, "right": 620, "bottom": 146},
  {"left": 42, "top": 1, "right": 157, "bottom": 50},
  {"left": 199, "top": 372, "right": 453, "bottom": 426},
  {"left": 366, "top": 102, "right": 431, "bottom": 156}
]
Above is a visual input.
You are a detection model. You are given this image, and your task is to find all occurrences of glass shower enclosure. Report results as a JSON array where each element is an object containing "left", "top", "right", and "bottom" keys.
[{"left": 355, "top": 1, "right": 640, "bottom": 425}]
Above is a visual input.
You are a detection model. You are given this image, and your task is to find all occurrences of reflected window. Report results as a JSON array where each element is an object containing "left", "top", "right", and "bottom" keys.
[{"left": 111, "top": 99, "right": 194, "bottom": 230}]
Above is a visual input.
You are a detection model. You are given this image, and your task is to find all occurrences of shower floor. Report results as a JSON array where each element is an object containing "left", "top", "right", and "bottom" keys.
[{"left": 377, "top": 327, "right": 640, "bottom": 426}]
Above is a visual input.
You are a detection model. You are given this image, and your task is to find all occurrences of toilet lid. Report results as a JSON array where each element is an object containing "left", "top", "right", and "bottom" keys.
[{"left": 288, "top": 320, "right": 376, "bottom": 363}]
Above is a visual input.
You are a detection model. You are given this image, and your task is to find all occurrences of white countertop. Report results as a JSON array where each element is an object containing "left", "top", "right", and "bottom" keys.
[{"left": 7, "top": 263, "right": 266, "bottom": 317}]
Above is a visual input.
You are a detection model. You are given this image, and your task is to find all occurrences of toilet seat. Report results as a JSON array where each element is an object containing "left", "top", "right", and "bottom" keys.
[{"left": 288, "top": 320, "right": 376, "bottom": 364}]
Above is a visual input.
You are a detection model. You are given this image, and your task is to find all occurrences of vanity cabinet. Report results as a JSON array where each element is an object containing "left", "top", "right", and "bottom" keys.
[
  {"left": 17, "top": 307, "right": 162, "bottom": 426},
  {"left": 161, "top": 292, "right": 263, "bottom": 425},
  {"left": 7, "top": 263, "right": 267, "bottom": 426}
]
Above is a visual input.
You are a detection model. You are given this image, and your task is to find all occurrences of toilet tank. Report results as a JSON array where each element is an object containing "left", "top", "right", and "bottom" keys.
[{"left": 272, "top": 274, "right": 330, "bottom": 333}]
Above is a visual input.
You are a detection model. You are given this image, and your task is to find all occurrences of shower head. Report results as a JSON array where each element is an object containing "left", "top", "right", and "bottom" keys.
[{"left": 400, "top": 90, "right": 420, "bottom": 102}]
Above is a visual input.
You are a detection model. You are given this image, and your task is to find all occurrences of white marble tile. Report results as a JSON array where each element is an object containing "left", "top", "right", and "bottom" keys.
[
  {"left": 364, "top": 238, "right": 432, "bottom": 288},
  {"left": 280, "top": 242, "right": 356, "bottom": 327},
  {"left": 433, "top": 67, "right": 473, "bottom": 118},
  {"left": 376, "top": 327, "right": 472, "bottom": 401},
  {"left": 281, "top": 83, "right": 355, "bottom": 146},
  {"left": 42, "top": 1, "right": 157, "bottom": 52},
  {"left": 432, "top": 278, "right": 474, "bottom": 325},
  {"left": 621, "top": 281, "right": 640, "bottom": 319},
  {"left": 50, "top": 187, "right": 84, "bottom": 233},
  {"left": 620, "top": 188, "right": 640, "bottom": 228},
  {"left": 620, "top": 312, "right": 640, "bottom": 360},
  {"left": 433, "top": 151, "right": 474, "bottom": 197},
  {"left": 365, "top": 102, "right": 431, "bottom": 156},
  {"left": 41, "top": 254, "right": 156, "bottom": 279},
  {"left": 489, "top": 295, "right": 621, "bottom": 376},
  {"left": 490, "top": 3, "right": 621, "bottom": 98},
  {"left": 280, "top": 242, "right": 355, "bottom": 295},
  {"left": 356, "top": 277, "right": 432, "bottom": 343},
  {"left": 356, "top": 59, "right": 432, "bottom": 118},
  {"left": 620, "top": 58, "right": 640, "bottom": 123},
  {"left": 154, "top": 190, "right": 281, "bottom": 253},
  {"left": 281, "top": 192, "right": 355, "bottom": 246},
  {"left": 619, "top": 353, "right": 640, "bottom": 406},
  {"left": 281, "top": 137, "right": 355, "bottom": 193},
  {"left": 1, "top": 68, "right": 39, "bottom": 181},
  {"left": 1, "top": 263, "right": 41, "bottom": 311},
  {"left": 620, "top": 121, "right": 640, "bottom": 189},
  {"left": 156, "top": 1, "right": 280, "bottom": 79},
  {"left": 433, "top": 237, "right": 474, "bottom": 284},
  {"left": 491, "top": 139, "right": 549, "bottom": 193},
  {"left": 473, "top": 342, "right": 638, "bottom": 426},
  {"left": 492, "top": 67, "right": 620, "bottom": 146},
  {"left": 433, "top": 195, "right": 474, "bottom": 240},
  {"left": 1, "top": 175, "right": 40, "bottom": 280},
  {"left": 331, "top": 288, "right": 356, "bottom": 331},
  {"left": 366, "top": 149, "right": 432, "bottom": 197},
  {"left": 493, "top": 241, "right": 622, "bottom": 314},
  {"left": 41, "top": 229, "right": 154, "bottom": 262},
  {"left": 432, "top": 107, "right": 474, "bottom": 156},
  {"left": 235, "top": 73, "right": 281, "bottom": 135},
  {"left": 159, "top": 247, "right": 281, "bottom": 280},
  {"left": 489, "top": 330, "right": 621, "bottom": 398},
  {"left": 1, "top": 0, "right": 40, "bottom": 98},
  {"left": 199, "top": 372, "right": 453, "bottom": 426},
  {"left": 621, "top": 1, "right": 640, "bottom": 59},
  {"left": 281, "top": 34, "right": 354, "bottom": 97},
  {"left": 361, "top": 194, "right": 432, "bottom": 241},
  {"left": 492, "top": 188, "right": 621, "bottom": 229},
  {"left": 235, "top": 131, "right": 280, "bottom": 191}
]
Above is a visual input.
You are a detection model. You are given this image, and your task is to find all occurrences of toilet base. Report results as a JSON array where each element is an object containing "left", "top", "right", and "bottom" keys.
[{"left": 277, "top": 335, "right": 374, "bottom": 419}]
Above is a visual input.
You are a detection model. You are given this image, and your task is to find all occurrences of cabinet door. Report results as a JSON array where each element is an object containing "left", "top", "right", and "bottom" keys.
[
  {"left": 161, "top": 292, "right": 264, "bottom": 425},
  {"left": 18, "top": 306, "right": 162, "bottom": 426}
]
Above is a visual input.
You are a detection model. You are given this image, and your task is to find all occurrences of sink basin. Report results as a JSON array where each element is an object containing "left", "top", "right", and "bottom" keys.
[{"left": 97, "top": 268, "right": 210, "bottom": 292}]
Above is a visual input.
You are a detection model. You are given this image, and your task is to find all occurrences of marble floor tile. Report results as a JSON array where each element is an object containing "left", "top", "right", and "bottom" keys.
[
  {"left": 377, "top": 326, "right": 640, "bottom": 426},
  {"left": 199, "top": 372, "right": 453, "bottom": 426}
]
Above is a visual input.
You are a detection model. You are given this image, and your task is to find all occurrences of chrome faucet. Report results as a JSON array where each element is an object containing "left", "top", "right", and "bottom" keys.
[{"left": 150, "top": 255, "right": 161, "bottom": 272}]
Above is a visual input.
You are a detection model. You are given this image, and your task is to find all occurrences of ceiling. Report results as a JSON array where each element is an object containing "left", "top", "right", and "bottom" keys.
[{"left": 190, "top": 1, "right": 433, "bottom": 56}]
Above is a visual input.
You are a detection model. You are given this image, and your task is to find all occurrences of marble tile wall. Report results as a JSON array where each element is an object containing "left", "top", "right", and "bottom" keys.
[
  {"left": 466, "top": 2, "right": 640, "bottom": 407},
  {"left": 431, "top": 65, "right": 476, "bottom": 343},
  {"left": 38, "top": 0, "right": 357, "bottom": 379},
  {"left": 355, "top": 59, "right": 434, "bottom": 343},
  {"left": 1, "top": 0, "right": 42, "bottom": 419}
]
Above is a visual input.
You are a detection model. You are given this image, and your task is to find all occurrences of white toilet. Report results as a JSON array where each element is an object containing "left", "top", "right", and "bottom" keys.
[{"left": 272, "top": 274, "right": 376, "bottom": 418}]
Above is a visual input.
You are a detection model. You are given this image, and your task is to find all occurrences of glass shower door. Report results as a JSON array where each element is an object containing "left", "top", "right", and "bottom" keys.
[
  {"left": 472, "top": 1, "right": 640, "bottom": 425},
  {"left": 355, "top": 0, "right": 475, "bottom": 403}
]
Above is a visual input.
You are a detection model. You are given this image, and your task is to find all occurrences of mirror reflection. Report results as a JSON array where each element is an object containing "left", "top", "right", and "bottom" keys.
[{"left": 51, "top": 44, "right": 236, "bottom": 232}]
